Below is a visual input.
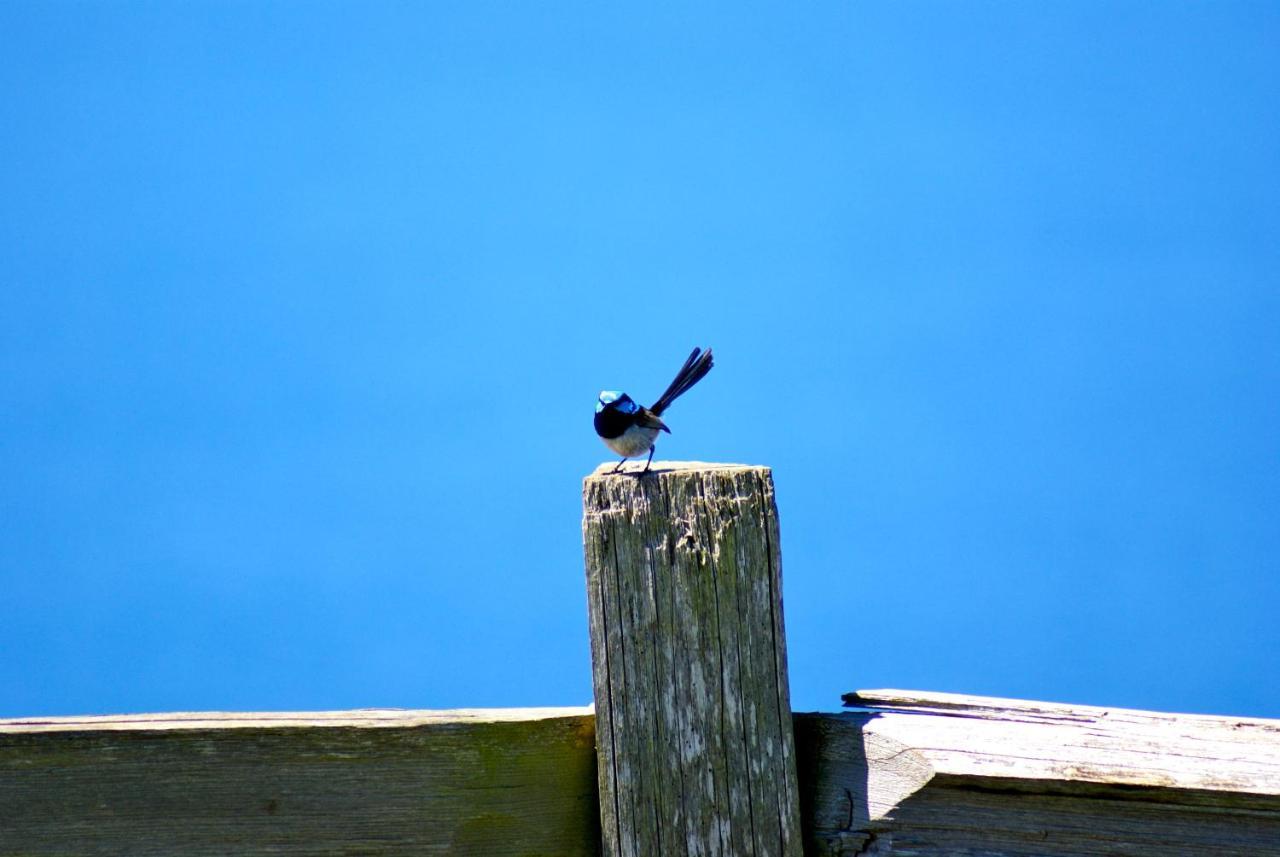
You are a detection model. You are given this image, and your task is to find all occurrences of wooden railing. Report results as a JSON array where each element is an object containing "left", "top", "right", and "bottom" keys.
[{"left": 3, "top": 463, "right": 1277, "bottom": 856}]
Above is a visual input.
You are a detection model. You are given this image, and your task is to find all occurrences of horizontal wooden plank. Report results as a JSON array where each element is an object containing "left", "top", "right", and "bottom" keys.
[
  {"left": 843, "top": 689, "right": 1280, "bottom": 798},
  {"left": 0, "top": 706, "right": 592, "bottom": 733},
  {"left": 797, "top": 690, "right": 1280, "bottom": 856},
  {"left": 0, "top": 707, "right": 598, "bottom": 856}
]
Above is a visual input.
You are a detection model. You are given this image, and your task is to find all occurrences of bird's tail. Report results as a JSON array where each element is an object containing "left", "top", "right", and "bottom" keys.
[{"left": 650, "top": 347, "right": 714, "bottom": 416}]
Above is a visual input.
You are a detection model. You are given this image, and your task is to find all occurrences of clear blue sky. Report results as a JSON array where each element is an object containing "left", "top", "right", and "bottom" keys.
[{"left": 2, "top": 3, "right": 1277, "bottom": 719}]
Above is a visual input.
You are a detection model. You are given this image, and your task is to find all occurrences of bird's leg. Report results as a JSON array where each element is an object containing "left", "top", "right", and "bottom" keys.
[
  {"left": 612, "top": 456, "right": 628, "bottom": 474},
  {"left": 636, "top": 445, "right": 655, "bottom": 476}
]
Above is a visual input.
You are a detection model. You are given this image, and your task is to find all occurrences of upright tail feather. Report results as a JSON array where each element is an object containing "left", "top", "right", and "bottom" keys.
[{"left": 651, "top": 347, "right": 714, "bottom": 415}]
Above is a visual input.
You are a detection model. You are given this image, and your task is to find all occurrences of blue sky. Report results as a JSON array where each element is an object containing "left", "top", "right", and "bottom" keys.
[{"left": 2, "top": 3, "right": 1277, "bottom": 719}]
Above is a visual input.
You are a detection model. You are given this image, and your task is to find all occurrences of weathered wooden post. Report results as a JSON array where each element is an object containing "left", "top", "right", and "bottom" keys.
[{"left": 582, "top": 461, "right": 803, "bottom": 857}]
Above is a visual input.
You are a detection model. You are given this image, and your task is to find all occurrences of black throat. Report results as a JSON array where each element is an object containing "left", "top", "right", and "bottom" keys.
[{"left": 594, "top": 407, "right": 635, "bottom": 439}]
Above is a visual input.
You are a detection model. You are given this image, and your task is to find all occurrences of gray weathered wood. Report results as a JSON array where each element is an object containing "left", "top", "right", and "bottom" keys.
[
  {"left": 4, "top": 694, "right": 1279, "bottom": 855},
  {"left": 582, "top": 461, "right": 803, "bottom": 857},
  {"left": 0, "top": 707, "right": 598, "bottom": 856},
  {"left": 796, "top": 690, "right": 1280, "bottom": 856}
]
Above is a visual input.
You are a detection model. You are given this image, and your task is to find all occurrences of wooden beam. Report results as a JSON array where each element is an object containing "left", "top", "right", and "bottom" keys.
[
  {"left": 4, "top": 695, "right": 1279, "bottom": 855},
  {"left": 582, "top": 461, "right": 803, "bottom": 857},
  {"left": 0, "top": 707, "right": 598, "bottom": 856},
  {"left": 796, "top": 690, "right": 1280, "bottom": 856}
]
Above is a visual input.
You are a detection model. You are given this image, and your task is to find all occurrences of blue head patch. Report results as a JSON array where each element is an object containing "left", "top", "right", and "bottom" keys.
[{"left": 597, "top": 390, "right": 638, "bottom": 414}]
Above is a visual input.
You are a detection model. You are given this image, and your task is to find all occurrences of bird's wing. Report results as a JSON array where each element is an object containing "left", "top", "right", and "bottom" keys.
[{"left": 634, "top": 407, "right": 671, "bottom": 433}]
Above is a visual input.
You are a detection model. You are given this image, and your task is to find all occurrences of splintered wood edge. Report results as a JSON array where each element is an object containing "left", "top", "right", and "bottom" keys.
[
  {"left": 840, "top": 689, "right": 1280, "bottom": 798},
  {"left": 844, "top": 688, "right": 1280, "bottom": 729},
  {"left": 585, "top": 460, "right": 768, "bottom": 479},
  {"left": 0, "top": 706, "right": 594, "bottom": 733}
]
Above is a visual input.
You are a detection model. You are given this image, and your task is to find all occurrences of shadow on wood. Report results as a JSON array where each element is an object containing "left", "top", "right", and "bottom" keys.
[
  {"left": 4, "top": 696, "right": 1280, "bottom": 855},
  {"left": 797, "top": 691, "right": 1280, "bottom": 856}
]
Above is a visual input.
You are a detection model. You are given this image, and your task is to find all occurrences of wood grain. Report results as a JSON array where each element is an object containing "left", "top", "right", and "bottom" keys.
[
  {"left": 0, "top": 707, "right": 598, "bottom": 856},
  {"left": 582, "top": 461, "right": 803, "bottom": 857},
  {"left": 796, "top": 690, "right": 1280, "bottom": 856},
  {"left": 4, "top": 694, "right": 1279, "bottom": 855}
]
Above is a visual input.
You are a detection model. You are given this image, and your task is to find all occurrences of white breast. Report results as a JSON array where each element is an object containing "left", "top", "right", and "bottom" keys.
[{"left": 602, "top": 423, "right": 660, "bottom": 458}]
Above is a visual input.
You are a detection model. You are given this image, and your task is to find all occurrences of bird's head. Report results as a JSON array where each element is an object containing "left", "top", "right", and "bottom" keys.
[{"left": 596, "top": 390, "right": 639, "bottom": 415}]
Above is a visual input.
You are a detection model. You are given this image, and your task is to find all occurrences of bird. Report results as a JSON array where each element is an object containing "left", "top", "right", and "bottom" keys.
[{"left": 595, "top": 347, "right": 715, "bottom": 475}]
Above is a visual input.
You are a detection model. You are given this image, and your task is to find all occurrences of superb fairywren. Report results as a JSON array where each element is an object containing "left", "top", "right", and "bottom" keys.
[{"left": 595, "top": 347, "right": 715, "bottom": 475}]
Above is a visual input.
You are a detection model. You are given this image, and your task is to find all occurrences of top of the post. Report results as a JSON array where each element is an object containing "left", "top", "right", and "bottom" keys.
[
  {"left": 584, "top": 460, "right": 769, "bottom": 482},
  {"left": 582, "top": 461, "right": 776, "bottom": 506}
]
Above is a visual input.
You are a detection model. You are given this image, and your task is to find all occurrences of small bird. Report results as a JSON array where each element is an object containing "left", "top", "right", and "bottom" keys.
[{"left": 595, "top": 347, "right": 715, "bottom": 475}]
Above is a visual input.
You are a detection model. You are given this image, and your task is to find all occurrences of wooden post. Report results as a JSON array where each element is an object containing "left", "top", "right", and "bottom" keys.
[{"left": 582, "top": 461, "right": 803, "bottom": 857}]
